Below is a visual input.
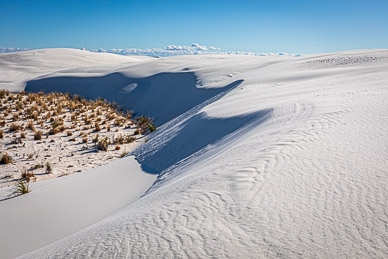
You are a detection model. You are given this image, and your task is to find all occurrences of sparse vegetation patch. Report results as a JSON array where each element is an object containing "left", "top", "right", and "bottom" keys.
[
  {"left": 9, "top": 179, "right": 31, "bottom": 197},
  {"left": 0, "top": 90, "right": 155, "bottom": 187}
]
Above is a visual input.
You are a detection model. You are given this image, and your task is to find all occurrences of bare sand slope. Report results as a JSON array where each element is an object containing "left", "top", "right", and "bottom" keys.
[
  {"left": 0, "top": 155, "right": 156, "bottom": 258},
  {"left": 0, "top": 49, "right": 387, "bottom": 258}
]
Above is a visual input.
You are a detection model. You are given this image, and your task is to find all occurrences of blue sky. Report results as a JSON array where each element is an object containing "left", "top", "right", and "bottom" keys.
[{"left": 1, "top": 0, "right": 387, "bottom": 53}]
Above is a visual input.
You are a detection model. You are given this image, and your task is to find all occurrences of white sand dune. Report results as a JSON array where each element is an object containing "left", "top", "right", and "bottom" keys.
[
  {"left": 0, "top": 48, "right": 152, "bottom": 92},
  {"left": 0, "top": 49, "right": 388, "bottom": 258}
]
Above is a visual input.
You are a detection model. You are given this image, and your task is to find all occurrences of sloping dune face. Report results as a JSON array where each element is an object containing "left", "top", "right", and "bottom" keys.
[{"left": 6, "top": 50, "right": 388, "bottom": 258}]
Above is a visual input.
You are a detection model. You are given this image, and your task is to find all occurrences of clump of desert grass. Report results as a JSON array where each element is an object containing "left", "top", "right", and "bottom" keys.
[
  {"left": 26, "top": 121, "right": 35, "bottom": 131},
  {"left": 136, "top": 115, "right": 156, "bottom": 133},
  {"left": 94, "top": 122, "right": 101, "bottom": 132},
  {"left": 34, "top": 130, "right": 42, "bottom": 140},
  {"left": 9, "top": 178, "right": 31, "bottom": 197},
  {"left": 21, "top": 167, "right": 36, "bottom": 181},
  {"left": 97, "top": 137, "right": 109, "bottom": 151},
  {"left": 9, "top": 123, "right": 21, "bottom": 132},
  {"left": 46, "top": 162, "right": 53, "bottom": 174},
  {"left": 1, "top": 152, "right": 12, "bottom": 164}
]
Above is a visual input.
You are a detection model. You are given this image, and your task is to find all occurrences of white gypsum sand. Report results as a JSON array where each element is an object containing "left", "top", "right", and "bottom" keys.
[
  {"left": 0, "top": 49, "right": 387, "bottom": 258},
  {"left": 0, "top": 155, "right": 156, "bottom": 259}
]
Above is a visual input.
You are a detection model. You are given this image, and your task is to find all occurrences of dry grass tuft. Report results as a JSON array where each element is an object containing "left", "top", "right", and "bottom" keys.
[
  {"left": 97, "top": 137, "right": 108, "bottom": 151},
  {"left": 10, "top": 179, "right": 31, "bottom": 196},
  {"left": 34, "top": 130, "right": 42, "bottom": 140},
  {"left": 1, "top": 152, "right": 12, "bottom": 164},
  {"left": 26, "top": 122, "right": 35, "bottom": 131},
  {"left": 46, "top": 162, "right": 53, "bottom": 174},
  {"left": 9, "top": 123, "right": 21, "bottom": 132},
  {"left": 94, "top": 122, "right": 101, "bottom": 132}
]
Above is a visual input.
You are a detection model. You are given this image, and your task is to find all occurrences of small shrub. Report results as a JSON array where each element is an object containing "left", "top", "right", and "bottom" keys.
[
  {"left": 34, "top": 130, "right": 42, "bottom": 140},
  {"left": 21, "top": 169, "right": 36, "bottom": 182},
  {"left": 51, "top": 119, "right": 63, "bottom": 129},
  {"left": 136, "top": 115, "right": 148, "bottom": 127},
  {"left": 97, "top": 137, "right": 108, "bottom": 151},
  {"left": 49, "top": 128, "right": 59, "bottom": 135},
  {"left": 32, "top": 112, "right": 38, "bottom": 121},
  {"left": 116, "top": 135, "right": 124, "bottom": 144},
  {"left": 58, "top": 125, "right": 65, "bottom": 132},
  {"left": 0, "top": 153, "right": 12, "bottom": 164},
  {"left": 84, "top": 115, "right": 90, "bottom": 125},
  {"left": 21, "top": 167, "right": 27, "bottom": 178},
  {"left": 10, "top": 179, "right": 31, "bottom": 196},
  {"left": 26, "top": 122, "right": 35, "bottom": 131},
  {"left": 133, "top": 129, "right": 140, "bottom": 135},
  {"left": 115, "top": 118, "right": 124, "bottom": 126},
  {"left": 20, "top": 131, "right": 26, "bottom": 138},
  {"left": 107, "top": 113, "right": 116, "bottom": 120},
  {"left": 148, "top": 123, "right": 156, "bottom": 132},
  {"left": 0, "top": 129, "right": 3, "bottom": 138},
  {"left": 93, "top": 134, "right": 99, "bottom": 144},
  {"left": 82, "top": 137, "right": 88, "bottom": 143},
  {"left": 126, "top": 112, "right": 132, "bottom": 120},
  {"left": 94, "top": 122, "right": 100, "bottom": 132},
  {"left": 66, "top": 130, "right": 73, "bottom": 136},
  {"left": 126, "top": 136, "right": 136, "bottom": 143},
  {"left": 9, "top": 123, "right": 20, "bottom": 132},
  {"left": 46, "top": 162, "right": 53, "bottom": 174},
  {"left": 0, "top": 89, "right": 9, "bottom": 98},
  {"left": 115, "top": 145, "right": 121, "bottom": 150}
]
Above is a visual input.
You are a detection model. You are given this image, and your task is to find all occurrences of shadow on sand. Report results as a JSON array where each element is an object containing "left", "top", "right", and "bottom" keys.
[
  {"left": 26, "top": 72, "right": 263, "bottom": 178},
  {"left": 26, "top": 72, "right": 242, "bottom": 125},
  {"left": 135, "top": 109, "right": 272, "bottom": 175}
]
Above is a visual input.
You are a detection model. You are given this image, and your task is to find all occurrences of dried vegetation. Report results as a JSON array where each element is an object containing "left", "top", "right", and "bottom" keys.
[{"left": 0, "top": 90, "right": 156, "bottom": 188}]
